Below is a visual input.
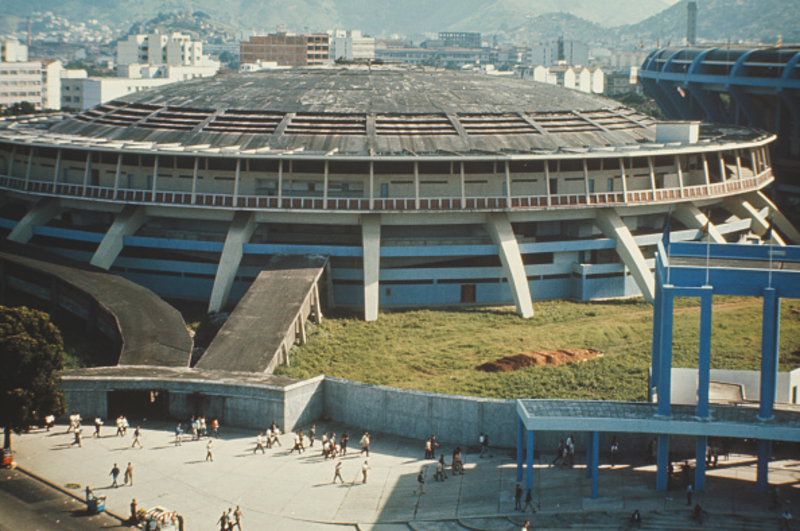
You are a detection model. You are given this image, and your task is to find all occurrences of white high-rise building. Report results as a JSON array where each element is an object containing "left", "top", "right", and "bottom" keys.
[{"left": 329, "top": 30, "right": 375, "bottom": 61}]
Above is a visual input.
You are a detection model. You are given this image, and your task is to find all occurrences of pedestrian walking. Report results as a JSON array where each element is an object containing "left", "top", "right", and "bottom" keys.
[
  {"left": 630, "top": 509, "right": 642, "bottom": 528},
  {"left": 94, "top": 417, "right": 103, "bottom": 437},
  {"left": 686, "top": 483, "right": 693, "bottom": 506},
  {"left": 131, "top": 426, "right": 142, "bottom": 448},
  {"left": 521, "top": 520, "right": 530, "bottom": 531},
  {"left": 72, "top": 424, "right": 82, "bottom": 447},
  {"left": 515, "top": 483, "right": 523, "bottom": 510},
  {"left": 217, "top": 509, "right": 229, "bottom": 531},
  {"left": 522, "top": 488, "right": 535, "bottom": 513},
  {"left": 110, "top": 463, "right": 120, "bottom": 487},
  {"left": 340, "top": 431, "right": 349, "bottom": 455},
  {"left": 424, "top": 438, "right": 433, "bottom": 459},
  {"left": 211, "top": 418, "right": 220, "bottom": 438},
  {"left": 206, "top": 439, "right": 214, "bottom": 462},
  {"left": 254, "top": 432, "right": 266, "bottom": 454},
  {"left": 551, "top": 440, "right": 564, "bottom": 467},
  {"left": 360, "top": 432, "right": 370, "bottom": 456},
  {"left": 124, "top": 462, "right": 134, "bottom": 486},
  {"left": 333, "top": 461, "right": 344, "bottom": 484},
  {"left": 480, "top": 432, "right": 491, "bottom": 458},
  {"left": 434, "top": 460, "right": 445, "bottom": 481},
  {"left": 414, "top": 469, "right": 425, "bottom": 494},
  {"left": 175, "top": 423, "right": 183, "bottom": 446},
  {"left": 610, "top": 436, "right": 619, "bottom": 467},
  {"left": 438, "top": 454, "right": 448, "bottom": 479},
  {"left": 309, "top": 424, "right": 316, "bottom": 447},
  {"left": 233, "top": 505, "right": 242, "bottom": 530},
  {"left": 361, "top": 460, "right": 370, "bottom": 484},
  {"left": 130, "top": 498, "right": 138, "bottom": 523}
]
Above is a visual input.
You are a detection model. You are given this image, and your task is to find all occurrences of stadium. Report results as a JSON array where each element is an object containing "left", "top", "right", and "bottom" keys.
[{"left": 0, "top": 67, "right": 795, "bottom": 321}]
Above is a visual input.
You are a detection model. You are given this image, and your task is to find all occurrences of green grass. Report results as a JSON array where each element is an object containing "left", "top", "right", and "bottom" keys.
[{"left": 274, "top": 297, "right": 800, "bottom": 402}]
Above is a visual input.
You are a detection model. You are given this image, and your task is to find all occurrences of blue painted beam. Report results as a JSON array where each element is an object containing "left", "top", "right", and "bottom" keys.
[
  {"left": 756, "top": 439, "right": 771, "bottom": 492},
  {"left": 697, "top": 288, "right": 713, "bottom": 419},
  {"left": 656, "top": 434, "right": 670, "bottom": 491},
  {"left": 517, "top": 417, "right": 524, "bottom": 483},
  {"left": 526, "top": 429, "right": 534, "bottom": 493},
  {"left": 759, "top": 288, "right": 780, "bottom": 420}
]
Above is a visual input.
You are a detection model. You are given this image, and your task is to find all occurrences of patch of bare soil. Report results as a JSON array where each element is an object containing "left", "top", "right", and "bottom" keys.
[{"left": 475, "top": 349, "right": 603, "bottom": 372}]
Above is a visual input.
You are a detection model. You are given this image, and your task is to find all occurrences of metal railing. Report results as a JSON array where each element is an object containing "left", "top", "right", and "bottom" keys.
[{"left": 0, "top": 169, "right": 772, "bottom": 213}]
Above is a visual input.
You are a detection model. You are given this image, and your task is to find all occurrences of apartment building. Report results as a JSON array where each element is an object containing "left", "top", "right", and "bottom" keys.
[{"left": 240, "top": 32, "right": 330, "bottom": 67}]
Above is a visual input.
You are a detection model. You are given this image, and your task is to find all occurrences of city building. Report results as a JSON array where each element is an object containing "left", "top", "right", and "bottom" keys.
[
  {"left": 375, "top": 46, "right": 490, "bottom": 67},
  {"left": 0, "top": 68, "right": 794, "bottom": 323},
  {"left": 516, "top": 64, "right": 604, "bottom": 94},
  {"left": 41, "top": 59, "right": 64, "bottom": 110},
  {"left": 604, "top": 68, "right": 640, "bottom": 96},
  {"left": 438, "top": 32, "right": 481, "bottom": 49},
  {"left": 329, "top": 30, "right": 375, "bottom": 61},
  {"left": 240, "top": 32, "right": 330, "bottom": 67},
  {"left": 528, "top": 38, "right": 589, "bottom": 68}
]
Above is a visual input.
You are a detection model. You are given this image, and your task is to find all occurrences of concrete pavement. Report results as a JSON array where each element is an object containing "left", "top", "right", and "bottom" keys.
[{"left": 7, "top": 422, "right": 799, "bottom": 530}]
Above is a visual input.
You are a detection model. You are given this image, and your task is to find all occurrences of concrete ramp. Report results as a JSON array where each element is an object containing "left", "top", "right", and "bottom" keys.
[{"left": 197, "top": 255, "right": 328, "bottom": 373}]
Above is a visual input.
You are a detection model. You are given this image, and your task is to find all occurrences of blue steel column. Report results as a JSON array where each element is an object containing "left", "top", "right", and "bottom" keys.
[
  {"left": 697, "top": 287, "right": 713, "bottom": 419},
  {"left": 656, "top": 434, "right": 670, "bottom": 491},
  {"left": 517, "top": 416, "right": 524, "bottom": 482},
  {"left": 526, "top": 429, "right": 534, "bottom": 493},
  {"left": 650, "top": 275, "right": 663, "bottom": 401},
  {"left": 757, "top": 440, "right": 771, "bottom": 492},
  {"left": 759, "top": 288, "right": 780, "bottom": 419},
  {"left": 590, "top": 431, "right": 600, "bottom": 499},
  {"left": 695, "top": 436, "right": 707, "bottom": 492},
  {"left": 658, "top": 288, "right": 675, "bottom": 416}
]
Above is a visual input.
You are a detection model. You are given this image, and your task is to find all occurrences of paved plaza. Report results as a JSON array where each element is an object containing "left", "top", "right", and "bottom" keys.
[{"left": 8, "top": 422, "right": 799, "bottom": 530}]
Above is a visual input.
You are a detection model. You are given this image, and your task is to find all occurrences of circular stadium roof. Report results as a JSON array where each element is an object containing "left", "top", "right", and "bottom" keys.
[{"left": 45, "top": 69, "right": 662, "bottom": 155}]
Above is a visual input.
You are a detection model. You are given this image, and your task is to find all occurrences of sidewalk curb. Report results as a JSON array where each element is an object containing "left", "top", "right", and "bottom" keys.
[{"left": 15, "top": 464, "right": 131, "bottom": 525}]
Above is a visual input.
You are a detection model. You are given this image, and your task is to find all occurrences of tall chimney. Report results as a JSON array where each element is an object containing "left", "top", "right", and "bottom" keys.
[
  {"left": 687, "top": 1, "right": 697, "bottom": 46},
  {"left": 27, "top": 17, "right": 32, "bottom": 47}
]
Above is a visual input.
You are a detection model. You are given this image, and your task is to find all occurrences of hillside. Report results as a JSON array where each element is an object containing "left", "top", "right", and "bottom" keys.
[{"left": 628, "top": 0, "right": 800, "bottom": 45}]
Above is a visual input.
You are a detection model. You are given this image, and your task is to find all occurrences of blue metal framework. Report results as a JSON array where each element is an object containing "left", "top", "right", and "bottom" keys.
[{"left": 516, "top": 241, "right": 800, "bottom": 499}]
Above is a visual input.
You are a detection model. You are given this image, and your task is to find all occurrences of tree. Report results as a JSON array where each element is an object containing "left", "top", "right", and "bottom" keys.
[{"left": 0, "top": 306, "right": 66, "bottom": 452}]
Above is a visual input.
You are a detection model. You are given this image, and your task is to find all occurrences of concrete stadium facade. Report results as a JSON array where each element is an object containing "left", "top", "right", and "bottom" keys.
[{"left": 0, "top": 68, "right": 795, "bottom": 320}]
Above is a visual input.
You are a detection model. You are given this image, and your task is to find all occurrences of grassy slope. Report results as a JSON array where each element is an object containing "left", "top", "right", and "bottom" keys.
[{"left": 275, "top": 297, "right": 800, "bottom": 402}]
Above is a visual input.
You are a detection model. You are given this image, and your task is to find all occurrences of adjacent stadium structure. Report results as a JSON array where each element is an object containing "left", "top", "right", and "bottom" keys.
[{"left": 1, "top": 67, "right": 797, "bottom": 320}]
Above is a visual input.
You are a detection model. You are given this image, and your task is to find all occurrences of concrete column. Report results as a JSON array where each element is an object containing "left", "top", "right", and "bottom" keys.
[
  {"left": 8, "top": 145, "right": 15, "bottom": 177},
  {"left": 516, "top": 417, "right": 524, "bottom": 482},
  {"left": 697, "top": 288, "right": 713, "bottom": 419},
  {"left": 718, "top": 153, "right": 727, "bottom": 183},
  {"left": 759, "top": 288, "right": 780, "bottom": 420},
  {"left": 582, "top": 159, "right": 590, "bottom": 201},
  {"left": 505, "top": 160, "right": 511, "bottom": 206},
  {"left": 723, "top": 196, "right": 785, "bottom": 244},
  {"left": 312, "top": 282, "right": 322, "bottom": 324},
  {"left": 323, "top": 159, "right": 329, "bottom": 209},
  {"left": 694, "top": 436, "right": 707, "bottom": 491},
  {"left": 526, "top": 429, "right": 534, "bottom": 493},
  {"left": 756, "top": 439, "right": 771, "bottom": 492},
  {"left": 24, "top": 146, "right": 34, "bottom": 190},
  {"left": 594, "top": 208, "right": 655, "bottom": 302},
  {"left": 675, "top": 155, "right": 684, "bottom": 197},
  {"left": 414, "top": 160, "right": 420, "bottom": 210},
  {"left": 749, "top": 191, "right": 800, "bottom": 244},
  {"left": 590, "top": 431, "right": 599, "bottom": 499},
  {"left": 191, "top": 157, "right": 199, "bottom": 204},
  {"left": 619, "top": 158, "right": 628, "bottom": 198},
  {"left": 113, "top": 152, "right": 122, "bottom": 198},
  {"left": 369, "top": 160, "right": 374, "bottom": 210},
  {"left": 89, "top": 205, "right": 146, "bottom": 270},
  {"left": 207, "top": 211, "right": 256, "bottom": 313},
  {"left": 544, "top": 160, "right": 551, "bottom": 206},
  {"left": 750, "top": 149, "right": 758, "bottom": 176},
  {"left": 361, "top": 214, "right": 381, "bottom": 322},
  {"left": 675, "top": 203, "right": 726, "bottom": 244},
  {"left": 648, "top": 157, "right": 656, "bottom": 195},
  {"left": 151, "top": 154, "right": 159, "bottom": 196},
  {"left": 8, "top": 197, "right": 60, "bottom": 243},
  {"left": 277, "top": 159, "right": 283, "bottom": 204},
  {"left": 82, "top": 151, "right": 91, "bottom": 196},
  {"left": 656, "top": 434, "right": 670, "bottom": 491},
  {"left": 460, "top": 161, "right": 465, "bottom": 209},
  {"left": 233, "top": 158, "right": 241, "bottom": 203},
  {"left": 52, "top": 148, "right": 61, "bottom": 187},
  {"left": 702, "top": 153, "right": 711, "bottom": 195},
  {"left": 485, "top": 212, "right": 534, "bottom": 318}
]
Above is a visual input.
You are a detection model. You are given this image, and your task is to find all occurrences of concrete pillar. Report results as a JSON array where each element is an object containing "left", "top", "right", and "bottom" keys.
[
  {"left": 694, "top": 435, "right": 707, "bottom": 491},
  {"left": 504, "top": 160, "right": 511, "bottom": 206},
  {"left": 151, "top": 154, "right": 159, "bottom": 196},
  {"left": 233, "top": 158, "right": 241, "bottom": 203},
  {"left": 113, "top": 152, "right": 122, "bottom": 197},
  {"left": 674, "top": 203, "right": 726, "bottom": 244},
  {"left": 89, "top": 205, "right": 146, "bottom": 270},
  {"left": 52, "top": 148, "right": 61, "bottom": 187},
  {"left": 697, "top": 287, "right": 713, "bottom": 418},
  {"left": 277, "top": 159, "right": 283, "bottom": 204},
  {"left": 723, "top": 196, "right": 785, "bottom": 244},
  {"left": 675, "top": 155, "right": 685, "bottom": 197},
  {"left": 516, "top": 417, "right": 524, "bottom": 483},
  {"left": 759, "top": 288, "right": 780, "bottom": 420},
  {"left": 702, "top": 153, "right": 711, "bottom": 195},
  {"left": 749, "top": 191, "right": 800, "bottom": 244},
  {"left": 756, "top": 439, "right": 770, "bottom": 492},
  {"left": 460, "top": 161, "right": 465, "bottom": 209},
  {"left": 82, "top": 151, "right": 91, "bottom": 196},
  {"left": 207, "top": 211, "right": 256, "bottom": 313},
  {"left": 648, "top": 157, "right": 656, "bottom": 195},
  {"left": 191, "top": 157, "right": 199, "bottom": 204},
  {"left": 582, "top": 159, "right": 590, "bottom": 201},
  {"left": 24, "top": 146, "right": 34, "bottom": 190},
  {"left": 414, "top": 160, "right": 420, "bottom": 210},
  {"left": 361, "top": 214, "right": 381, "bottom": 322},
  {"left": 544, "top": 160, "right": 552, "bottom": 206},
  {"left": 368, "top": 161, "right": 374, "bottom": 210},
  {"left": 526, "top": 429, "right": 534, "bottom": 493},
  {"left": 656, "top": 434, "right": 670, "bottom": 491},
  {"left": 485, "top": 212, "right": 534, "bottom": 318},
  {"left": 8, "top": 197, "right": 60, "bottom": 243},
  {"left": 323, "top": 159, "right": 329, "bottom": 209},
  {"left": 590, "top": 431, "right": 599, "bottom": 499},
  {"left": 619, "top": 158, "right": 628, "bottom": 197},
  {"left": 594, "top": 208, "right": 655, "bottom": 302}
]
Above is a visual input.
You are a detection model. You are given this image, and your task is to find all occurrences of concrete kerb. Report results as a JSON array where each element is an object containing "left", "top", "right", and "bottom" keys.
[{"left": 14, "top": 464, "right": 130, "bottom": 525}]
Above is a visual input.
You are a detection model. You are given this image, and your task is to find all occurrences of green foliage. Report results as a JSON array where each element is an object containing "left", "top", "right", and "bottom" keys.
[
  {"left": 275, "top": 297, "right": 800, "bottom": 402},
  {"left": 1, "top": 101, "right": 36, "bottom": 116},
  {"left": 0, "top": 306, "right": 66, "bottom": 441}
]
